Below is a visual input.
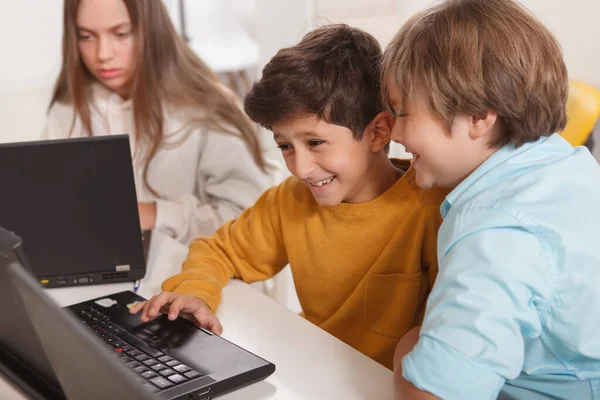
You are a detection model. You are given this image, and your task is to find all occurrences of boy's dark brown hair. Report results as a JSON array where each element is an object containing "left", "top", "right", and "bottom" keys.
[
  {"left": 382, "top": 0, "right": 568, "bottom": 148},
  {"left": 245, "top": 24, "right": 382, "bottom": 140}
]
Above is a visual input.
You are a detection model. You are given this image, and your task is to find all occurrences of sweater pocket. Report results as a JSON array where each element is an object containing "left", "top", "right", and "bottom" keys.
[{"left": 364, "top": 271, "right": 422, "bottom": 338}]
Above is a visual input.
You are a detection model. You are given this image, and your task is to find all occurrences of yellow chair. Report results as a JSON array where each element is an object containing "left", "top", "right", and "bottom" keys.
[{"left": 561, "top": 80, "right": 600, "bottom": 151}]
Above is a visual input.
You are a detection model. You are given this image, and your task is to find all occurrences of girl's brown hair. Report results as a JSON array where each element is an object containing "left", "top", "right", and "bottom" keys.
[
  {"left": 382, "top": 0, "right": 568, "bottom": 148},
  {"left": 50, "top": 0, "right": 266, "bottom": 195}
]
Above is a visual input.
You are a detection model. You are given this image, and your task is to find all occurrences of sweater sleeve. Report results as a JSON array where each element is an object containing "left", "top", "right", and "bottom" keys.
[
  {"left": 161, "top": 181, "right": 290, "bottom": 312},
  {"left": 154, "top": 129, "right": 272, "bottom": 246}
]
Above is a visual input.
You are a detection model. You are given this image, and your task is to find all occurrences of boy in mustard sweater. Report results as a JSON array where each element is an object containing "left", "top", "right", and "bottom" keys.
[{"left": 131, "top": 24, "right": 448, "bottom": 369}]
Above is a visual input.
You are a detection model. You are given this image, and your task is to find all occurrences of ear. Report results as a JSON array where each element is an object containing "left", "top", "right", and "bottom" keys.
[
  {"left": 365, "top": 111, "right": 394, "bottom": 152},
  {"left": 469, "top": 111, "right": 498, "bottom": 141}
]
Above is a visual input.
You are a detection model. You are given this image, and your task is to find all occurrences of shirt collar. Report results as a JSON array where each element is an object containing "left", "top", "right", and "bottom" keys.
[{"left": 440, "top": 135, "right": 554, "bottom": 218}]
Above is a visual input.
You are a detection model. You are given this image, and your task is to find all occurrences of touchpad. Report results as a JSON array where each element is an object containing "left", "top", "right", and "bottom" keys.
[{"left": 132, "top": 314, "right": 210, "bottom": 350}]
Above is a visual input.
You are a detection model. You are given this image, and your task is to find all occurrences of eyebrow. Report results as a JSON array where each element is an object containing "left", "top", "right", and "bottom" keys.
[
  {"left": 76, "top": 22, "right": 131, "bottom": 32},
  {"left": 274, "top": 131, "right": 320, "bottom": 141}
]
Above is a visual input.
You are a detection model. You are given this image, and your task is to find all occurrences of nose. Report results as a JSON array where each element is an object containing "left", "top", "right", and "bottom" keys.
[
  {"left": 291, "top": 148, "right": 316, "bottom": 180},
  {"left": 97, "top": 36, "right": 114, "bottom": 62},
  {"left": 390, "top": 118, "right": 404, "bottom": 145}
]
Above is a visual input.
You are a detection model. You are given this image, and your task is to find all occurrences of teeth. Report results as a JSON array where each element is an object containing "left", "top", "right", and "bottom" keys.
[{"left": 313, "top": 177, "right": 334, "bottom": 187}]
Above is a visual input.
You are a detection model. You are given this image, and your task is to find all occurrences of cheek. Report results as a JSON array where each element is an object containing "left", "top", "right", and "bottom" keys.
[
  {"left": 282, "top": 154, "right": 296, "bottom": 174},
  {"left": 120, "top": 40, "right": 136, "bottom": 71},
  {"left": 330, "top": 148, "right": 368, "bottom": 177},
  {"left": 78, "top": 44, "right": 95, "bottom": 68}
]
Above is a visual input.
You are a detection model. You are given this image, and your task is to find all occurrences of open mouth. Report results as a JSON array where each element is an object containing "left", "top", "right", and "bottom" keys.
[
  {"left": 310, "top": 177, "right": 335, "bottom": 187},
  {"left": 406, "top": 149, "right": 420, "bottom": 161}
]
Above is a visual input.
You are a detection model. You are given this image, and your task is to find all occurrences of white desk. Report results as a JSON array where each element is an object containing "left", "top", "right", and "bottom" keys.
[{"left": 1, "top": 232, "right": 394, "bottom": 400}]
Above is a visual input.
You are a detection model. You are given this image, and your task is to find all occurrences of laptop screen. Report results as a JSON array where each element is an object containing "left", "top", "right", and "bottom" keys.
[
  {"left": 0, "top": 136, "right": 145, "bottom": 284},
  {"left": 0, "top": 226, "right": 63, "bottom": 398}
]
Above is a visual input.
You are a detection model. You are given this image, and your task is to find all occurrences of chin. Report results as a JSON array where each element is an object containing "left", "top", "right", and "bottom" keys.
[
  {"left": 313, "top": 196, "right": 342, "bottom": 208},
  {"left": 415, "top": 175, "right": 435, "bottom": 190}
]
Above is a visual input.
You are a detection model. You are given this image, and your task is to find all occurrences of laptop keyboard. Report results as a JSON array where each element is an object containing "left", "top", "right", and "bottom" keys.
[{"left": 77, "top": 306, "right": 204, "bottom": 393}]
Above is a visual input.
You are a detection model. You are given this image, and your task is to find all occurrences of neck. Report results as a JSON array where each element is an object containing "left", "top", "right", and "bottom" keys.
[
  {"left": 374, "top": 153, "right": 404, "bottom": 193},
  {"left": 115, "top": 86, "right": 131, "bottom": 101},
  {"left": 452, "top": 144, "right": 501, "bottom": 189},
  {"left": 352, "top": 153, "right": 403, "bottom": 203}
]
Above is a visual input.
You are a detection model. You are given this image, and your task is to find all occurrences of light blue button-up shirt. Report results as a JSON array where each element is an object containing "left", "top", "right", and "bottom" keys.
[{"left": 403, "top": 134, "right": 600, "bottom": 399}]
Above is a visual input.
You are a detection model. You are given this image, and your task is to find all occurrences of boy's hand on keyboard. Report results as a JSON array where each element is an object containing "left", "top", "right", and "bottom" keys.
[{"left": 129, "top": 292, "right": 223, "bottom": 335}]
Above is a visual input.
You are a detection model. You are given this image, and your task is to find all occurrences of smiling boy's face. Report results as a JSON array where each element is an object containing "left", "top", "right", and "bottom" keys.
[
  {"left": 387, "top": 80, "right": 497, "bottom": 190},
  {"left": 272, "top": 114, "right": 381, "bottom": 207}
]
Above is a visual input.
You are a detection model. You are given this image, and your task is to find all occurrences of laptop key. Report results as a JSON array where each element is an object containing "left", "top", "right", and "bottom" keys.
[
  {"left": 173, "top": 364, "right": 191, "bottom": 373},
  {"left": 165, "top": 360, "right": 180, "bottom": 367},
  {"left": 159, "top": 368, "right": 176, "bottom": 377},
  {"left": 141, "top": 370, "right": 158, "bottom": 380},
  {"left": 184, "top": 370, "right": 202, "bottom": 379},
  {"left": 157, "top": 355, "right": 174, "bottom": 363},
  {"left": 143, "top": 358, "right": 159, "bottom": 367},
  {"left": 151, "top": 363, "right": 168, "bottom": 371},
  {"left": 167, "top": 374, "right": 187, "bottom": 384},
  {"left": 135, "top": 354, "right": 151, "bottom": 362},
  {"left": 150, "top": 376, "right": 174, "bottom": 389},
  {"left": 133, "top": 365, "right": 149, "bottom": 374},
  {"left": 126, "top": 349, "right": 142, "bottom": 357},
  {"left": 126, "top": 361, "right": 143, "bottom": 369}
]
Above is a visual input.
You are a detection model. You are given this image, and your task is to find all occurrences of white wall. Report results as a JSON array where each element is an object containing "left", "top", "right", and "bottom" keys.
[
  {"left": 0, "top": 0, "right": 62, "bottom": 143},
  {"left": 521, "top": 0, "right": 600, "bottom": 89},
  {"left": 0, "top": 1, "right": 62, "bottom": 91},
  {"left": 397, "top": 0, "right": 600, "bottom": 89}
]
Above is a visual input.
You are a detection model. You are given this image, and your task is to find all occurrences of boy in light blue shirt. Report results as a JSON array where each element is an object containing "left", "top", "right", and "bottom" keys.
[{"left": 382, "top": 0, "right": 600, "bottom": 399}]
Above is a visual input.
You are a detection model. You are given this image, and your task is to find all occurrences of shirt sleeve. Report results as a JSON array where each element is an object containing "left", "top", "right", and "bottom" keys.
[
  {"left": 154, "top": 130, "right": 272, "bottom": 246},
  {"left": 403, "top": 208, "right": 552, "bottom": 400}
]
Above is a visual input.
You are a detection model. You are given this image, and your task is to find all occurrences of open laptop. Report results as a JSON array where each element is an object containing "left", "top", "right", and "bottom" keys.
[
  {"left": 0, "top": 226, "right": 275, "bottom": 399},
  {"left": 0, "top": 135, "right": 147, "bottom": 288}
]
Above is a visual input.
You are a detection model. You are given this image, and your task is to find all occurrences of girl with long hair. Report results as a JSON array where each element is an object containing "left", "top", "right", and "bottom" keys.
[{"left": 43, "top": 0, "right": 270, "bottom": 245}]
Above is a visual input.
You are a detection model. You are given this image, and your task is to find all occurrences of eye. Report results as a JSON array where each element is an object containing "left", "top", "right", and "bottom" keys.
[
  {"left": 308, "top": 140, "right": 325, "bottom": 147},
  {"left": 277, "top": 143, "right": 292, "bottom": 151},
  {"left": 78, "top": 33, "right": 94, "bottom": 41},
  {"left": 116, "top": 31, "right": 131, "bottom": 38}
]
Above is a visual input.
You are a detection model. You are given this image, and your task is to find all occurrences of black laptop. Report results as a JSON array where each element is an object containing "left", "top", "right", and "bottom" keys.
[
  {"left": 0, "top": 135, "right": 147, "bottom": 288},
  {"left": 0, "top": 226, "right": 275, "bottom": 399}
]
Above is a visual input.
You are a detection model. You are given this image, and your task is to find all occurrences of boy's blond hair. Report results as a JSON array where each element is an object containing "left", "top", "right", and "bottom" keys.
[{"left": 382, "top": 0, "right": 568, "bottom": 147}]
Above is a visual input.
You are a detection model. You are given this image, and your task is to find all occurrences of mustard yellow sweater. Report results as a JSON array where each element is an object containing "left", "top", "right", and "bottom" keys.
[{"left": 163, "top": 162, "right": 448, "bottom": 369}]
